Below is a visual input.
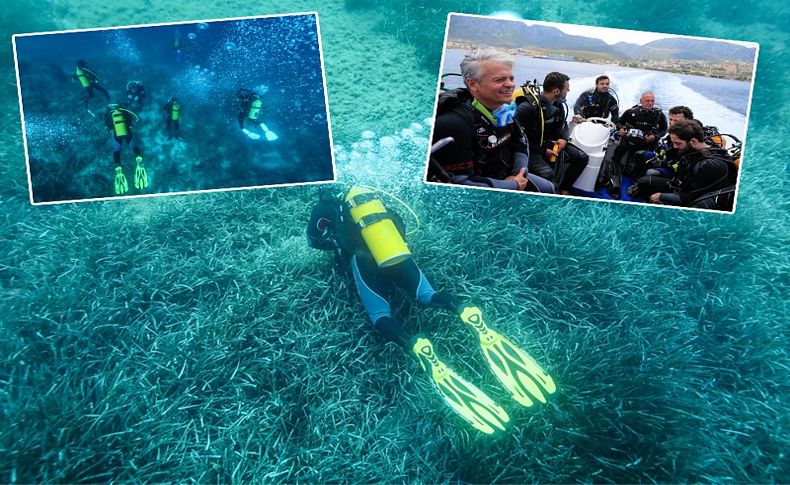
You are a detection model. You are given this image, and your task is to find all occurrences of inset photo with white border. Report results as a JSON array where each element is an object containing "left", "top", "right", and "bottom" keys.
[
  {"left": 14, "top": 13, "right": 335, "bottom": 204},
  {"left": 426, "top": 13, "right": 758, "bottom": 213}
]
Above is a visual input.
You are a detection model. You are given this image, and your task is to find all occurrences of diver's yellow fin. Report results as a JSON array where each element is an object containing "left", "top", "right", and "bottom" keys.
[
  {"left": 459, "top": 306, "right": 556, "bottom": 407},
  {"left": 134, "top": 156, "right": 148, "bottom": 190},
  {"left": 412, "top": 337, "right": 509, "bottom": 434},
  {"left": 114, "top": 166, "right": 128, "bottom": 195}
]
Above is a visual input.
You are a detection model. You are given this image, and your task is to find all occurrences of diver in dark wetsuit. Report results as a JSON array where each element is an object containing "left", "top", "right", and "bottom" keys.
[
  {"left": 306, "top": 186, "right": 556, "bottom": 434},
  {"left": 163, "top": 96, "right": 182, "bottom": 140},
  {"left": 611, "top": 91, "right": 668, "bottom": 179},
  {"left": 236, "top": 88, "right": 278, "bottom": 141},
  {"left": 631, "top": 119, "right": 737, "bottom": 210},
  {"left": 73, "top": 60, "right": 110, "bottom": 106},
  {"left": 103, "top": 103, "right": 146, "bottom": 195}
]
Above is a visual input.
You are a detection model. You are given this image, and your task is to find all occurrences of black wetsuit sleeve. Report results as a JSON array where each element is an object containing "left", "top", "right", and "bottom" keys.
[
  {"left": 306, "top": 201, "right": 338, "bottom": 251},
  {"left": 655, "top": 112, "right": 668, "bottom": 138},
  {"left": 617, "top": 109, "right": 634, "bottom": 130},
  {"left": 573, "top": 92, "right": 586, "bottom": 116},
  {"left": 432, "top": 112, "right": 475, "bottom": 176},
  {"left": 516, "top": 101, "right": 541, "bottom": 152},
  {"left": 608, "top": 95, "right": 620, "bottom": 124}
]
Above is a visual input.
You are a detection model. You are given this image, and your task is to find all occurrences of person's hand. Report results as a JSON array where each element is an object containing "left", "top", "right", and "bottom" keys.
[
  {"left": 617, "top": 128, "right": 626, "bottom": 136},
  {"left": 556, "top": 139, "right": 567, "bottom": 151},
  {"left": 649, "top": 193, "right": 662, "bottom": 203},
  {"left": 644, "top": 134, "right": 656, "bottom": 143},
  {"left": 572, "top": 114, "right": 584, "bottom": 123},
  {"left": 545, "top": 148, "right": 558, "bottom": 160},
  {"left": 506, "top": 168, "right": 528, "bottom": 190}
]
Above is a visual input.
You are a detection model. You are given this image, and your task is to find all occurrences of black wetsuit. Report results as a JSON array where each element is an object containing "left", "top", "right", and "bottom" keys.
[
  {"left": 631, "top": 146, "right": 736, "bottom": 210},
  {"left": 73, "top": 65, "right": 110, "bottom": 104},
  {"left": 516, "top": 94, "right": 589, "bottom": 191},
  {"left": 104, "top": 107, "right": 141, "bottom": 165},
  {"left": 127, "top": 82, "right": 145, "bottom": 109},
  {"left": 431, "top": 89, "right": 554, "bottom": 192},
  {"left": 612, "top": 105, "right": 668, "bottom": 177},
  {"left": 306, "top": 194, "right": 456, "bottom": 349},
  {"left": 573, "top": 88, "right": 619, "bottom": 123},
  {"left": 164, "top": 100, "right": 181, "bottom": 139}
]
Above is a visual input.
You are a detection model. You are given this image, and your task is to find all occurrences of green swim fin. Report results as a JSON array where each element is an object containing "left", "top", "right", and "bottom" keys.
[
  {"left": 259, "top": 122, "right": 279, "bottom": 141},
  {"left": 114, "top": 166, "right": 128, "bottom": 195},
  {"left": 411, "top": 337, "right": 509, "bottom": 434},
  {"left": 459, "top": 306, "right": 556, "bottom": 407},
  {"left": 134, "top": 156, "right": 148, "bottom": 190}
]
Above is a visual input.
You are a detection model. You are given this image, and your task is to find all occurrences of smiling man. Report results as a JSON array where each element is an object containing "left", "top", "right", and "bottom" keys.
[
  {"left": 573, "top": 75, "right": 620, "bottom": 123},
  {"left": 429, "top": 48, "right": 554, "bottom": 192}
]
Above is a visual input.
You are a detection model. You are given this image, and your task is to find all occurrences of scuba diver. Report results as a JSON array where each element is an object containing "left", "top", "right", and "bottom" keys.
[
  {"left": 236, "top": 88, "right": 278, "bottom": 141},
  {"left": 611, "top": 92, "right": 668, "bottom": 178},
  {"left": 126, "top": 81, "right": 145, "bottom": 110},
  {"left": 306, "top": 186, "right": 556, "bottom": 434},
  {"left": 629, "top": 119, "right": 737, "bottom": 210},
  {"left": 515, "top": 72, "right": 589, "bottom": 194},
  {"left": 103, "top": 102, "right": 147, "bottom": 195},
  {"left": 572, "top": 75, "right": 619, "bottom": 123},
  {"left": 163, "top": 96, "right": 182, "bottom": 140},
  {"left": 72, "top": 60, "right": 110, "bottom": 108}
]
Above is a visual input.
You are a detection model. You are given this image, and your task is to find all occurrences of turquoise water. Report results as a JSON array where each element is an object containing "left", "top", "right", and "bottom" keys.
[{"left": 1, "top": 0, "right": 788, "bottom": 483}]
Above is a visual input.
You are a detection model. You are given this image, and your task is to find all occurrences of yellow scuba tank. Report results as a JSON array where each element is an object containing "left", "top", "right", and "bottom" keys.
[
  {"left": 345, "top": 186, "right": 411, "bottom": 267},
  {"left": 248, "top": 98, "right": 262, "bottom": 120},
  {"left": 75, "top": 67, "right": 90, "bottom": 88},
  {"left": 171, "top": 102, "right": 180, "bottom": 120},
  {"left": 112, "top": 109, "right": 128, "bottom": 137}
]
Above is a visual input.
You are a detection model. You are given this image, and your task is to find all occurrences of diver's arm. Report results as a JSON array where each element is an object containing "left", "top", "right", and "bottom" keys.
[
  {"left": 451, "top": 175, "right": 518, "bottom": 190},
  {"left": 656, "top": 112, "right": 668, "bottom": 138},
  {"left": 306, "top": 202, "right": 338, "bottom": 251},
  {"left": 572, "top": 92, "right": 586, "bottom": 116},
  {"left": 515, "top": 101, "right": 541, "bottom": 153},
  {"left": 609, "top": 96, "right": 620, "bottom": 124}
]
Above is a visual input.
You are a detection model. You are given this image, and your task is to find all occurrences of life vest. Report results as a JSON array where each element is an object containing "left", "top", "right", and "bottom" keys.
[
  {"left": 75, "top": 67, "right": 90, "bottom": 88},
  {"left": 112, "top": 109, "right": 128, "bottom": 137},
  {"left": 248, "top": 98, "right": 262, "bottom": 120},
  {"left": 171, "top": 102, "right": 180, "bottom": 121}
]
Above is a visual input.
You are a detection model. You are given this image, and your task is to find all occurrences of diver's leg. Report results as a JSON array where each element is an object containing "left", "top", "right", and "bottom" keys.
[
  {"left": 112, "top": 136, "right": 122, "bottom": 164},
  {"left": 166, "top": 118, "right": 173, "bottom": 139},
  {"left": 389, "top": 258, "right": 459, "bottom": 311},
  {"left": 560, "top": 143, "right": 589, "bottom": 191},
  {"left": 95, "top": 83, "right": 110, "bottom": 100},
  {"left": 525, "top": 173, "right": 556, "bottom": 193},
  {"left": 527, "top": 152, "right": 554, "bottom": 181},
  {"left": 350, "top": 255, "right": 410, "bottom": 348}
]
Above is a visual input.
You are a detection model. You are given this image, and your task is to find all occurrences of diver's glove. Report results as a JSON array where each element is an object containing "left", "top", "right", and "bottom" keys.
[
  {"left": 134, "top": 156, "right": 148, "bottom": 190},
  {"left": 114, "top": 166, "right": 128, "bottom": 195},
  {"left": 243, "top": 128, "right": 260, "bottom": 140},
  {"left": 492, "top": 102, "right": 516, "bottom": 127}
]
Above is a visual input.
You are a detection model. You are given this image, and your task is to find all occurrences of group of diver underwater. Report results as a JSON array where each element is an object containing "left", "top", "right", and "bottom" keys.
[{"left": 73, "top": 59, "right": 278, "bottom": 196}]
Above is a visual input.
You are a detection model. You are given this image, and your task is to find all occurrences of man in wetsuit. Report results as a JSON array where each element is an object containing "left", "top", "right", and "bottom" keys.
[
  {"left": 631, "top": 119, "right": 736, "bottom": 210},
  {"left": 516, "top": 72, "right": 589, "bottom": 194},
  {"left": 430, "top": 48, "right": 554, "bottom": 193},
  {"left": 572, "top": 75, "right": 619, "bottom": 123},
  {"left": 72, "top": 60, "right": 110, "bottom": 107},
  {"left": 611, "top": 91, "right": 668, "bottom": 178},
  {"left": 306, "top": 186, "right": 556, "bottom": 433}
]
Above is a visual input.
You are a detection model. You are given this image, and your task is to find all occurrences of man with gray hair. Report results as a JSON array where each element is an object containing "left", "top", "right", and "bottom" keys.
[
  {"left": 429, "top": 48, "right": 554, "bottom": 192},
  {"left": 611, "top": 91, "right": 668, "bottom": 178}
]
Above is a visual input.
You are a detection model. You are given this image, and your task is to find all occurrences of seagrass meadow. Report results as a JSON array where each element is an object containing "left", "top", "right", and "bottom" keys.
[{"left": 1, "top": 0, "right": 788, "bottom": 483}]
